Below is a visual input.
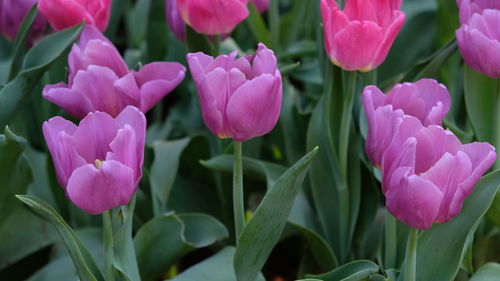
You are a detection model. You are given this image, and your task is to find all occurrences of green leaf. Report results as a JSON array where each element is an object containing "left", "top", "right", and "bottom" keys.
[
  {"left": 15, "top": 195, "right": 104, "bottom": 281},
  {"left": 245, "top": 3, "right": 271, "bottom": 46},
  {"left": 135, "top": 213, "right": 228, "bottom": 281},
  {"left": 7, "top": 4, "right": 38, "bottom": 81},
  {"left": 168, "top": 247, "right": 265, "bottom": 281},
  {"left": 126, "top": 0, "right": 152, "bottom": 48},
  {"left": 185, "top": 26, "right": 213, "bottom": 54},
  {"left": 0, "top": 24, "right": 83, "bottom": 128},
  {"left": 234, "top": 147, "right": 318, "bottom": 281},
  {"left": 307, "top": 260, "right": 379, "bottom": 281},
  {"left": 150, "top": 138, "right": 190, "bottom": 214},
  {"left": 416, "top": 170, "right": 500, "bottom": 281},
  {"left": 470, "top": 263, "right": 500, "bottom": 281}
]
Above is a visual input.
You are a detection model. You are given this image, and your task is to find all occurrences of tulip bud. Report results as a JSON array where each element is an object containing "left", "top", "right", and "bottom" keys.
[
  {"left": 362, "top": 79, "right": 451, "bottom": 167},
  {"left": 0, "top": 0, "right": 47, "bottom": 43},
  {"left": 166, "top": 0, "right": 186, "bottom": 41},
  {"left": 320, "top": 0, "right": 405, "bottom": 71},
  {"left": 38, "top": 0, "right": 111, "bottom": 32},
  {"left": 176, "top": 0, "right": 249, "bottom": 35},
  {"left": 42, "top": 25, "right": 186, "bottom": 118},
  {"left": 456, "top": 0, "right": 500, "bottom": 78},
  {"left": 43, "top": 106, "right": 146, "bottom": 214},
  {"left": 187, "top": 43, "right": 282, "bottom": 142}
]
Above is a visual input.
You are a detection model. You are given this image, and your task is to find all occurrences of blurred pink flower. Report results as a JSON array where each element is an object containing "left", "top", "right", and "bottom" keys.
[
  {"left": 0, "top": 0, "right": 47, "bottom": 43},
  {"left": 43, "top": 106, "right": 146, "bottom": 214},
  {"left": 320, "top": 0, "right": 405, "bottom": 71},
  {"left": 251, "top": 0, "right": 269, "bottom": 13},
  {"left": 187, "top": 43, "right": 282, "bottom": 141},
  {"left": 43, "top": 25, "right": 186, "bottom": 118}
]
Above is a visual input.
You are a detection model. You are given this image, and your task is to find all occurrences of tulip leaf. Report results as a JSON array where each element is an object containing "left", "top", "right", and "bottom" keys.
[
  {"left": 234, "top": 147, "right": 318, "bottom": 281},
  {"left": 168, "top": 247, "right": 265, "bottom": 281},
  {"left": 15, "top": 195, "right": 104, "bottom": 281},
  {"left": 306, "top": 260, "right": 380, "bottom": 281},
  {"left": 134, "top": 213, "right": 228, "bottom": 281},
  {"left": 7, "top": 4, "right": 38, "bottom": 81},
  {"left": 126, "top": 0, "right": 152, "bottom": 48},
  {"left": 469, "top": 263, "right": 500, "bottom": 281},
  {"left": 415, "top": 170, "right": 500, "bottom": 281},
  {"left": 150, "top": 138, "right": 191, "bottom": 214},
  {"left": 246, "top": 3, "right": 271, "bottom": 47},
  {"left": 0, "top": 24, "right": 83, "bottom": 128}
]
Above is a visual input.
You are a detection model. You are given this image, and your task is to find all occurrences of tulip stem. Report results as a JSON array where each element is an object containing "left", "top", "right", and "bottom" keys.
[
  {"left": 103, "top": 210, "right": 114, "bottom": 281},
  {"left": 495, "top": 79, "right": 500, "bottom": 170},
  {"left": 404, "top": 228, "right": 419, "bottom": 281},
  {"left": 384, "top": 210, "right": 397, "bottom": 269},
  {"left": 233, "top": 141, "right": 245, "bottom": 242},
  {"left": 339, "top": 71, "right": 357, "bottom": 183}
]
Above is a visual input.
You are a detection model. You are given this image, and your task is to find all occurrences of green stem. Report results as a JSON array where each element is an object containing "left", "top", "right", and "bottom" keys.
[
  {"left": 233, "top": 141, "right": 245, "bottom": 242},
  {"left": 103, "top": 210, "right": 114, "bottom": 281},
  {"left": 404, "top": 228, "right": 419, "bottom": 281},
  {"left": 495, "top": 80, "right": 500, "bottom": 170},
  {"left": 212, "top": 34, "right": 221, "bottom": 56},
  {"left": 384, "top": 210, "right": 397, "bottom": 269},
  {"left": 338, "top": 71, "right": 358, "bottom": 182}
]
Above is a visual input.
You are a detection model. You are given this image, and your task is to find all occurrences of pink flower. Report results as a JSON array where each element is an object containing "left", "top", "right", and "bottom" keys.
[
  {"left": 187, "top": 43, "right": 282, "bottom": 142},
  {"left": 38, "top": 0, "right": 111, "bottom": 32},
  {"left": 251, "top": 0, "right": 269, "bottom": 13},
  {"left": 43, "top": 106, "right": 146, "bottom": 214},
  {"left": 176, "top": 0, "right": 249, "bottom": 35},
  {"left": 166, "top": 0, "right": 186, "bottom": 41},
  {"left": 320, "top": 0, "right": 405, "bottom": 71},
  {"left": 42, "top": 25, "right": 186, "bottom": 118},
  {"left": 381, "top": 116, "right": 496, "bottom": 229},
  {"left": 0, "top": 0, "right": 47, "bottom": 43},
  {"left": 456, "top": 1, "right": 500, "bottom": 78},
  {"left": 362, "top": 79, "right": 451, "bottom": 166}
]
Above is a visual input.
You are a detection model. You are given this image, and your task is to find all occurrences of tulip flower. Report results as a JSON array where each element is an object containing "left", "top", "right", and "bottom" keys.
[
  {"left": 187, "top": 43, "right": 282, "bottom": 141},
  {"left": 0, "top": 0, "right": 47, "bottom": 43},
  {"left": 43, "top": 106, "right": 146, "bottom": 214},
  {"left": 251, "top": 0, "right": 269, "bottom": 13},
  {"left": 456, "top": 1, "right": 500, "bottom": 78},
  {"left": 363, "top": 79, "right": 451, "bottom": 167},
  {"left": 43, "top": 25, "right": 186, "bottom": 118},
  {"left": 38, "top": 0, "right": 111, "bottom": 32},
  {"left": 320, "top": 0, "right": 405, "bottom": 71},
  {"left": 380, "top": 116, "right": 496, "bottom": 229},
  {"left": 176, "top": 0, "right": 249, "bottom": 35},
  {"left": 166, "top": 0, "right": 186, "bottom": 41}
]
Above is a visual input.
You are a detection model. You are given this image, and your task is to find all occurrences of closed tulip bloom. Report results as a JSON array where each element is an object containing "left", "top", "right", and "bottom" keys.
[
  {"left": 38, "top": 0, "right": 111, "bottom": 32},
  {"left": 43, "top": 25, "right": 186, "bottom": 118},
  {"left": 0, "top": 0, "right": 47, "bottom": 43},
  {"left": 43, "top": 106, "right": 146, "bottom": 214},
  {"left": 251, "top": 0, "right": 269, "bottom": 13},
  {"left": 381, "top": 117, "right": 496, "bottom": 229},
  {"left": 187, "top": 43, "right": 282, "bottom": 142},
  {"left": 456, "top": 1, "right": 500, "bottom": 78},
  {"left": 176, "top": 0, "right": 249, "bottom": 35},
  {"left": 166, "top": 0, "right": 186, "bottom": 41},
  {"left": 363, "top": 79, "right": 451, "bottom": 167},
  {"left": 320, "top": 0, "right": 405, "bottom": 71}
]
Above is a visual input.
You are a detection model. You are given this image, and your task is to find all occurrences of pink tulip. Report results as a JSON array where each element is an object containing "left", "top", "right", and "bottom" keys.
[
  {"left": 43, "top": 106, "right": 146, "bottom": 214},
  {"left": 0, "top": 0, "right": 47, "bottom": 43},
  {"left": 381, "top": 116, "right": 496, "bottom": 229},
  {"left": 43, "top": 25, "right": 186, "bottom": 118},
  {"left": 320, "top": 0, "right": 405, "bottom": 71},
  {"left": 176, "top": 0, "right": 249, "bottom": 35},
  {"left": 456, "top": 1, "right": 500, "bottom": 78},
  {"left": 251, "top": 0, "right": 269, "bottom": 13},
  {"left": 166, "top": 0, "right": 186, "bottom": 41},
  {"left": 363, "top": 79, "right": 451, "bottom": 166},
  {"left": 38, "top": 0, "right": 111, "bottom": 32},
  {"left": 187, "top": 43, "right": 282, "bottom": 141}
]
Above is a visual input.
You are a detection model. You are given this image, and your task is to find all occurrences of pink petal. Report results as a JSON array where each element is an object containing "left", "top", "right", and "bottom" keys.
[{"left": 42, "top": 82, "right": 95, "bottom": 119}]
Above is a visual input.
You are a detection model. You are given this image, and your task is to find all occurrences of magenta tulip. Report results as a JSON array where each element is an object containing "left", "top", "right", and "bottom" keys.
[
  {"left": 0, "top": 0, "right": 47, "bottom": 43},
  {"left": 176, "top": 0, "right": 249, "bottom": 35},
  {"left": 320, "top": 0, "right": 405, "bottom": 71},
  {"left": 38, "top": 0, "right": 111, "bottom": 32},
  {"left": 43, "top": 106, "right": 146, "bottom": 214},
  {"left": 456, "top": 1, "right": 500, "bottom": 78},
  {"left": 251, "top": 0, "right": 269, "bottom": 13},
  {"left": 187, "top": 43, "right": 282, "bottom": 141},
  {"left": 166, "top": 0, "right": 186, "bottom": 41},
  {"left": 363, "top": 79, "right": 451, "bottom": 167},
  {"left": 380, "top": 116, "right": 496, "bottom": 229},
  {"left": 43, "top": 25, "right": 186, "bottom": 119}
]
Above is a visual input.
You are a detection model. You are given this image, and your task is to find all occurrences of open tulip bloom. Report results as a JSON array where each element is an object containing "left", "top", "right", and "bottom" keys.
[
  {"left": 43, "top": 106, "right": 146, "bottom": 214},
  {"left": 42, "top": 25, "right": 186, "bottom": 118}
]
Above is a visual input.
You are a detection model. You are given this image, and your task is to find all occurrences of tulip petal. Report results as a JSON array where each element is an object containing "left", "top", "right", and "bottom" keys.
[
  {"left": 42, "top": 83, "right": 95, "bottom": 119},
  {"left": 66, "top": 160, "right": 135, "bottom": 214}
]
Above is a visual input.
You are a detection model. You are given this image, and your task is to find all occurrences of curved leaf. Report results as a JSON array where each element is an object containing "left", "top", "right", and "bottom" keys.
[
  {"left": 470, "top": 263, "right": 500, "bottom": 281},
  {"left": 307, "top": 260, "right": 379, "bottom": 281}
]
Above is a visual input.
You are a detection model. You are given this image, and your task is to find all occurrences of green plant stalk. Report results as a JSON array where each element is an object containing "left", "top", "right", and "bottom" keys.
[
  {"left": 212, "top": 34, "right": 221, "bottom": 56},
  {"left": 233, "top": 141, "right": 245, "bottom": 241},
  {"left": 495, "top": 79, "right": 500, "bottom": 170},
  {"left": 338, "top": 71, "right": 357, "bottom": 183},
  {"left": 384, "top": 210, "right": 397, "bottom": 269},
  {"left": 404, "top": 228, "right": 419, "bottom": 281},
  {"left": 103, "top": 210, "right": 114, "bottom": 281}
]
